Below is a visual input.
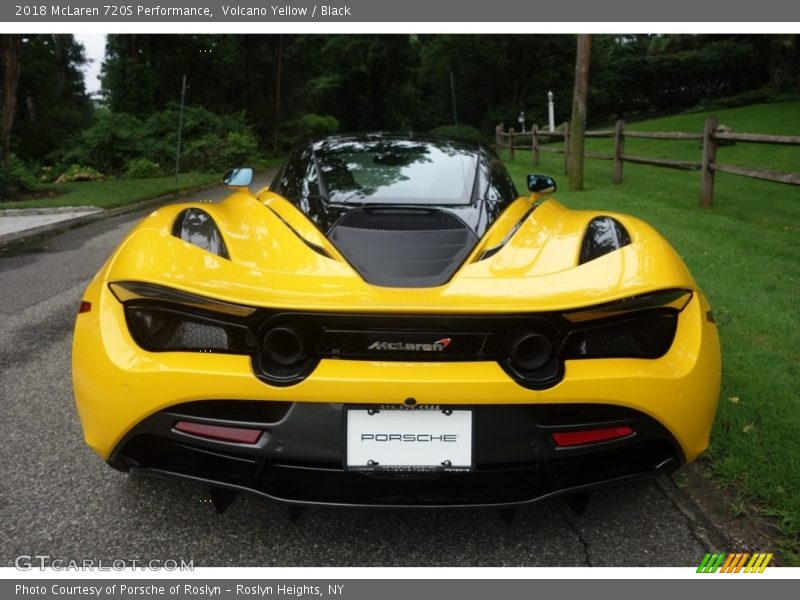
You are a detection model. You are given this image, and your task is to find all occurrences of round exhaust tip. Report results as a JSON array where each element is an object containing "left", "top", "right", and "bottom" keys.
[
  {"left": 263, "top": 325, "right": 305, "bottom": 366},
  {"left": 506, "top": 331, "right": 553, "bottom": 371}
]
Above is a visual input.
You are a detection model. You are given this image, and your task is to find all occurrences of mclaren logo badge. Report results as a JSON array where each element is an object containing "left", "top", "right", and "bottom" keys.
[{"left": 367, "top": 338, "right": 452, "bottom": 352}]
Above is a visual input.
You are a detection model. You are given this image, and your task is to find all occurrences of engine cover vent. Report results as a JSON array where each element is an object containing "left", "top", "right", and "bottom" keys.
[
  {"left": 329, "top": 208, "right": 478, "bottom": 288},
  {"left": 335, "top": 207, "right": 468, "bottom": 232}
]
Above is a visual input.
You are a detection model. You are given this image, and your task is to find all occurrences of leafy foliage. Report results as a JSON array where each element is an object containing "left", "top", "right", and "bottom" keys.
[
  {"left": 429, "top": 125, "right": 488, "bottom": 144},
  {"left": 55, "top": 164, "right": 104, "bottom": 183},
  {"left": 12, "top": 35, "right": 94, "bottom": 162},
  {"left": 590, "top": 36, "right": 776, "bottom": 119},
  {"left": 96, "top": 33, "right": 798, "bottom": 152},
  {"left": 8, "top": 34, "right": 800, "bottom": 174},
  {"left": 417, "top": 35, "right": 577, "bottom": 132},
  {"left": 0, "top": 154, "right": 36, "bottom": 200},
  {"left": 183, "top": 129, "right": 260, "bottom": 172},
  {"left": 60, "top": 111, "right": 144, "bottom": 175},
  {"left": 125, "top": 158, "right": 161, "bottom": 178},
  {"left": 283, "top": 113, "right": 340, "bottom": 146},
  {"left": 51, "top": 105, "right": 260, "bottom": 175}
]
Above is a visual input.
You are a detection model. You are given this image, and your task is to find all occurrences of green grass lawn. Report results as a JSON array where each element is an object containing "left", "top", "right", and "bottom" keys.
[
  {"left": 0, "top": 172, "right": 220, "bottom": 211},
  {"left": 584, "top": 100, "right": 800, "bottom": 176},
  {"left": 505, "top": 101, "right": 800, "bottom": 561},
  {"left": 1, "top": 158, "right": 286, "bottom": 211}
]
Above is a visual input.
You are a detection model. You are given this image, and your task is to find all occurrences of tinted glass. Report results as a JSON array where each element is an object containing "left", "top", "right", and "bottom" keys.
[
  {"left": 272, "top": 148, "right": 318, "bottom": 200},
  {"left": 313, "top": 138, "right": 478, "bottom": 205},
  {"left": 482, "top": 155, "right": 519, "bottom": 204}
]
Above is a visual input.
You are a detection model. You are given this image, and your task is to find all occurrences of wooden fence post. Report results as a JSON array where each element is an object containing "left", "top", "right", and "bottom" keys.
[
  {"left": 700, "top": 115, "right": 718, "bottom": 207},
  {"left": 531, "top": 124, "right": 540, "bottom": 166},
  {"left": 613, "top": 119, "right": 625, "bottom": 184},
  {"left": 508, "top": 127, "right": 515, "bottom": 161},
  {"left": 495, "top": 124, "right": 502, "bottom": 154},
  {"left": 563, "top": 122, "right": 570, "bottom": 175}
]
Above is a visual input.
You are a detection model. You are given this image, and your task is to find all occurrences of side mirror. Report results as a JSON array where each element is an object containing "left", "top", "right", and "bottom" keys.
[
  {"left": 527, "top": 174, "right": 556, "bottom": 194},
  {"left": 223, "top": 167, "right": 254, "bottom": 188}
]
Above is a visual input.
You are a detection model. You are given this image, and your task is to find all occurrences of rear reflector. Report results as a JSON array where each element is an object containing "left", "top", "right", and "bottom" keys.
[
  {"left": 78, "top": 301, "right": 92, "bottom": 314},
  {"left": 552, "top": 426, "right": 634, "bottom": 447},
  {"left": 174, "top": 421, "right": 262, "bottom": 444}
]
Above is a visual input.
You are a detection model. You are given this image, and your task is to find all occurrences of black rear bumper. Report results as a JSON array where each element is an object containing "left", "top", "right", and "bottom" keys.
[{"left": 108, "top": 401, "right": 683, "bottom": 509}]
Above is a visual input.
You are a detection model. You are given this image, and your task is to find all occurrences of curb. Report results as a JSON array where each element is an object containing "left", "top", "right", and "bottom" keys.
[
  {"left": 0, "top": 181, "right": 221, "bottom": 248},
  {"left": 674, "top": 461, "right": 787, "bottom": 564},
  {"left": 0, "top": 205, "right": 101, "bottom": 216}
]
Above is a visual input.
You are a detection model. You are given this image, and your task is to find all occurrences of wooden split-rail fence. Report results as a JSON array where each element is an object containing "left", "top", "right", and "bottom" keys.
[{"left": 495, "top": 116, "right": 800, "bottom": 206}]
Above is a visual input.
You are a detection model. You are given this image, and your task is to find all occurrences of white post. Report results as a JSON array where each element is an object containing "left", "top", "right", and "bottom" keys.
[
  {"left": 548, "top": 91, "right": 555, "bottom": 132},
  {"left": 518, "top": 111, "right": 526, "bottom": 134}
]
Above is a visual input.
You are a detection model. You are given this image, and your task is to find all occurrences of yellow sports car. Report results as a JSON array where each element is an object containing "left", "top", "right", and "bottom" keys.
[{"left": 72, "top": 134, "right": 720, "bottom": 512}]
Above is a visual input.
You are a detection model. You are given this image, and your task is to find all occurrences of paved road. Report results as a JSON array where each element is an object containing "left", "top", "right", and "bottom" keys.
[{"left": 0, "top": 182, "right": 729, "bottom": 568}]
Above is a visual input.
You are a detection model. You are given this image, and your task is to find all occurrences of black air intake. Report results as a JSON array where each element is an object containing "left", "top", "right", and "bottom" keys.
[
  {"left": 336, "top": 207, "right": 468, "bottom": 231},
  {"left": 329, "top": 207, "right": 478, "bottom": 288}
]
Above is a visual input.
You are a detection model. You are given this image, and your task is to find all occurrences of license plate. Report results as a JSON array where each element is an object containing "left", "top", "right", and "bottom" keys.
[{"left": 346, "top": 407, "right": 473, "bottom": 472}]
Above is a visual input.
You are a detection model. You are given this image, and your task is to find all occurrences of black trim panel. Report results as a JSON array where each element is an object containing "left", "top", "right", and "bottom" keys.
[
  {"left": 111, "top": 282, "right": 691, "bottom": 390},
  {"left": 109, "top": 401, "right": 682, "bottom": 508}
]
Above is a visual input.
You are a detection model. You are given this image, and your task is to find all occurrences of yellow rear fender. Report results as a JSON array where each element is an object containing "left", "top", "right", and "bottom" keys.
[{"left": 101, "top": 195, "right": 697, "bottom": 313}]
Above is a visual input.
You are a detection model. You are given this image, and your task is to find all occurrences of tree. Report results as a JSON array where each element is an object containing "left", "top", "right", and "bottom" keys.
[
  {"left": 12, "top": 35, "right": 93, "bottom": 163},
  {"left": 590, "top": 34, "right": 780, "bottom": 120},
  {"left": 417, "top": 35, "right": 576, "bottom": 132},
  {"left": 0, "top": 35, "right": 21, "bottom": 165},
  {"left": 96, "top": 33, "right": 799, "bottom": 158},
  {"left": 102, "top": 34, "right": 283, "bottom": 146},
  {"left": 306, "top": 35, "right": 421, "bottom": 131},
  {"left": 567, "top": 34, "right": 591, "bottom": 191}
]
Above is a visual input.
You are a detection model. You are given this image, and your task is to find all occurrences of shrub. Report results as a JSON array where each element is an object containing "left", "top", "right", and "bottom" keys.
[
  {"left": 61, "top": 111, "right": 145, "bottom": 176},
  {"left": 55, "top": 164, "right": 105, "bottom": 183},
  {"left": 284, "top": 113, "right": 340, "bottom": 146},
  {"left": 429, "top": 125, "right": 489, "bottom": 145},
  {"left": 50, "top": 106, "right": 263, "bottom": 177},
  {"left": 216, "top": 130, "right": 260, "bottom": 170},
  {"left": 36, "top": 164, "right": 57, "bottom": 184},
  {"left": 689, "top": 86, "right": 788, "bottom": 113},
  {"left": 0, "top": 155, "right": 37, "bottom": 200},
  {"left": 183, "top": 130, "right": 260, "bottom": 173},
  {"left": 125, "top": 158, "right": 161, "bottom": 179}
]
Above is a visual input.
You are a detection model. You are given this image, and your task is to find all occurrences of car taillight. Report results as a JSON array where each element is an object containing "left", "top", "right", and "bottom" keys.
[
  {"left": 560, "top": 313, "right": 678, "bottom": 360},
  {"left": 78, "top": 300, "right": 92, "bottom": 314},
  {"left": 552, "top": 426, "right": 634, "bottom": 447},
  {"left": 174, "top": 421, "right": 262, "bottom": 444},
  {"left": 124, "top": 306, "right": 257, "bottom": 353}
]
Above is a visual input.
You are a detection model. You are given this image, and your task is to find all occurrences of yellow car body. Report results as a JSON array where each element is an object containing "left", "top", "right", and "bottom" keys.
[{"left": 72, "top": 136, "right": 720, "bottom": 509}]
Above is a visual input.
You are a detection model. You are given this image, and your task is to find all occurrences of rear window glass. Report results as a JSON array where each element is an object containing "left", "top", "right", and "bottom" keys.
[{"left": 314, "top": 139, "right": 478, "bottom": 205}]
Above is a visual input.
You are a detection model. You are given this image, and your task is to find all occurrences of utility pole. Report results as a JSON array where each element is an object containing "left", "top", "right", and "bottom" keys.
[
  {"left": 272, "top": 34, "right": 283, "bottom": 156},
  {"left": 567, "top": 35, "right": 591, "bottom": 191},
  {"left": 174, "top": 74, "right": 187, "bottom": 182},
  {"left": 450, "top": 71, "right": 458, "bottom": 126}
]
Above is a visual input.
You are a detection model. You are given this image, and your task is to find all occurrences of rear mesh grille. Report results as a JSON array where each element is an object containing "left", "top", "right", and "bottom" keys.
[
  {"left": 560, "top": 313, "right": 677, "bottom": 359},
  {"left": 336, "top": 208, "right": 468, "bottom": 231},
  {"left": 126, "top": 306, "right": 256, "bottom": 353}
]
